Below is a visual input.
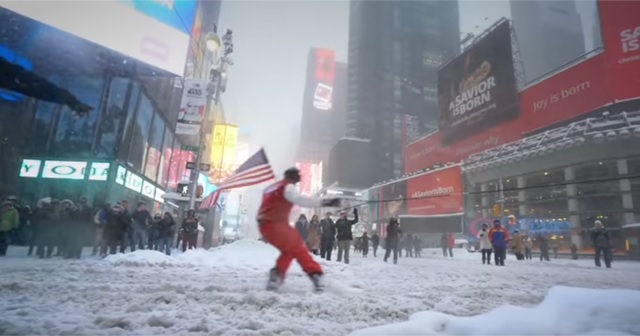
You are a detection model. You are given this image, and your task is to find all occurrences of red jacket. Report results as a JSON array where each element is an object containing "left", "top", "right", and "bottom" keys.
[
  {"left": 257, "top": 180, "right": 294, "bottom": 224},
  {"left": 447, "top": 234, "right": 455, "bottom": 248}
]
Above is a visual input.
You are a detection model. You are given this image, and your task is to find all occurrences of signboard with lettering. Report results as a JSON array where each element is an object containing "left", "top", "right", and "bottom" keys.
[
  {"left": 88, "top": 162, "right": 111, "bottom": 181},
  {"left": 41, "top": 160, "right": 88, "bottom": 180},
  {"left": 125, "top": 171, "right": 143, "bottom": 193},
  {"left": 115, "top": 165, "right": 127, "bottom": 185},
  {"left": 142, "top": 180, "right": 156, "bottom": 199},
  {"left": 19, "top": 159, "right": 42, "bottom": 178},
  {"left": 19, "top": 159, "right": 112, "bottom": 181},
  {"left": 154, "top": 188, "right": 165, "bottom": 203}
]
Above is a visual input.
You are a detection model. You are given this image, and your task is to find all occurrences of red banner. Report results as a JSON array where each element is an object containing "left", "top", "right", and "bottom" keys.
[
  {"left": 520, "top": 53, "right": 611, "bottom": 132},
  {"left": 407, "top": 166, "right": 464, "bottom": 216},
  {"left": 599, "top": 0, "right": 640, "bottom": 101},
  {"left": 404, "top": 118, "right": 521, "bottom": 173}
]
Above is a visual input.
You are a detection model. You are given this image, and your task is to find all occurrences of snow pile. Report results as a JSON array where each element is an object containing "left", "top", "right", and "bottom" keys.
[
  {"left": 349, "top": 286, "right": 640, "bottom": 336},
  {"left": 104, "top": 249, "right": 179, "bottom": 266}
]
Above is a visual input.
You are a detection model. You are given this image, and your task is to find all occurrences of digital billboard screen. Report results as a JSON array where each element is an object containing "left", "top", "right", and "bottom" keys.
[
  {"left": 2, "top": 0, "right": 196, "bottom": 75},
  {"left": 312, "top": 49, "right": 335, "bottom": 110},
  {"left": 438, "top": 20, "right": 520, "bottom": 146}
]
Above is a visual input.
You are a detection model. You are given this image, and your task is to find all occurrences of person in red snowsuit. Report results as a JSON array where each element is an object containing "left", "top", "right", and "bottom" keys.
[{"left": 257, "top": 167, "right": 340, "bottom": 292}]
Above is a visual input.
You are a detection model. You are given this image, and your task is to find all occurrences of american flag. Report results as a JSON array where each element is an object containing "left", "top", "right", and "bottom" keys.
[{"left": 199, "top": 148, "right": 275, "bottom": 210}]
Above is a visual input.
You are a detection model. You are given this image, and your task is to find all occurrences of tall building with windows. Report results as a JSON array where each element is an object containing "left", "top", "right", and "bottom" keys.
[
  {"left": 0, "top": 2, "right": 221, "bottom": 210},
  {"left": 346, "top": 0, "right": 460, "bottom": 185},
  {"left": 296, "top": 49, "right": 347, "bottom": 165},
  {"left": 511, "top": 0, "right": 585, "bottom": 83}
]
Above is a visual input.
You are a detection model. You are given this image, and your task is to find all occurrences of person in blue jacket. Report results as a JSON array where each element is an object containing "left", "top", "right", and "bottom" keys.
[{"left": 488, "top": 219, "right": 510, "bottom": 266}]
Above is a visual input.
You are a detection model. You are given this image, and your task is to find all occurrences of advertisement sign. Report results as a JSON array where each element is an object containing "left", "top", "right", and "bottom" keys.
[
  {"left": 210, "top": 124, "right": 238, "bottom": 181},
  {"left": 438, "top": 20, "right": 520, "bottom": 145},
  {"left": 520, "top": 53, "right": 611, "bottom": 131},
  {"left": 125, "top": 171, "right": 143, "bottom": 193},
  {"left": 115, "top": 165, "right": 127, "bottom": 185},
  {"left": 312, "top": 49, "right": 335, "bottom": 110},
  {"left": 598, "top": 0, "right": 640, "bottom": 101},
  {"left": 154, "top": 188, "right": 165, "bottom": 203},
  {"left": 176, "top": 79, "right": 208, "bottom": 135},
  {"left": 2, "top": 0, "right": 196, "bottom": 75},
  {"left": 87, "top": 162, "right": 111, "bottom": 181},
  {"left": 41, "top": 160, "right": 87, "bottom": 180},
  {"left": 142, "top": 180, "right": 156, "bottom": 199},
  {"left": 0, "top": 44, "right": 32, "bottom": 102},
  {"left": 380, "top": 179, "right": 407, "bottom": 219},
  {"left": 296, "top": 162, "right": 313, "bottom": 196},
  {"left": 406, "top": 166, "right": 464, "bottom": 216},
  {"left": 404, "top": 117, "right": 522, "bottom": 174},
  {"left": 19, "top": 159, "right": 41, "bottom": 178}
]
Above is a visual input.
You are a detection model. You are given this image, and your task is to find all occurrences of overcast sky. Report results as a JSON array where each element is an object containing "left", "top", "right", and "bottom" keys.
[{"left": 218, "top": 0, "right": 597, "bottom": 174}]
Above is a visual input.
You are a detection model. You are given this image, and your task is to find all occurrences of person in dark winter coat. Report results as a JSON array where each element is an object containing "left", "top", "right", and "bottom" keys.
[
  {"left": 295, "top": 214, "right": 309, "bottom": 241},
  {"left": 335, "top": 208, "right": 358, "bottom": 264},
  {"left": 180, "top": 210, "right": 199, "bottom": 251},
  {"left": 371, "top": 232, "right": 380, "bottom": 257},
  {"left": 131, "top": 202, "right": 152, "bottom": 250},
  {"left": 538, "top": 235, "right": 551, "bottom": 261},
  {"left": 102, "top": 204, "right": 129, "bottom": 256},
  {"left": 404, "top": 234, "right": 414, "bottom": 257},
  {"left": 320, "top": 212, "right": 336, "bottom": 260},
  {"left": 361, "top": 232, "right": 370, "bottom": 257},
  {"left": 591, "top": 220, "right": 612, "bottom": 268},
  {"left": 413, "top": 236, "right": 422, "bottom": 258},
  {"left": 33, "top": 199, "right": 56, "bottom": 258},
  {"left": 148, "top": 213, "right": 162, "bottom": 250},
  {"left": 66, "top": 197, "right": 92, "bottom": 259},
  {"left": 384, "top": 218, "right": 401, "bottom": 264},
  {"left": 157, "top": 212, "right": 176, "bottom": 256}
]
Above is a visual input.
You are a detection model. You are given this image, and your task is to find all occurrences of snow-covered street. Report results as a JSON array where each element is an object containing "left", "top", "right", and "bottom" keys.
[{"left": 1, "top": 240, "right": 640, "bottom": 336}]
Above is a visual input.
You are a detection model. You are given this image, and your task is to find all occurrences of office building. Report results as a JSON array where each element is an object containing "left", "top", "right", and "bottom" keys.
[{"left": 346, "top": 0, "right": 460, "bottom": 184}]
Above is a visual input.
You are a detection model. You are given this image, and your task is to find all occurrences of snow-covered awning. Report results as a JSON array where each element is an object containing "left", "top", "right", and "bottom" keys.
[{"left": 463, "top": 110, "right": 640, "bottom": 173}]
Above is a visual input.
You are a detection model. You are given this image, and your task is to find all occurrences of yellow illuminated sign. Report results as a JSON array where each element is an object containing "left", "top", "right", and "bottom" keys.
[{"left": 209, "top": 124, "right": 238, "bottom": 181}]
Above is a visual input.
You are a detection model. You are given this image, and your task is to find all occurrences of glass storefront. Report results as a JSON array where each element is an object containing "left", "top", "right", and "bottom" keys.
[
  {"left": 465, "top": 157, "right": 640, "bottom": 250},
  {"left": 0, "top": 7, "right": 192, "bottom": 201}
]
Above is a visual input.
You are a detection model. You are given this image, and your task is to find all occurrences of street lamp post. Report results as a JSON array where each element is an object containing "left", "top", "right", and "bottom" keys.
[{"left": 188, "top": 27, "right": 234, "bottom": 210}]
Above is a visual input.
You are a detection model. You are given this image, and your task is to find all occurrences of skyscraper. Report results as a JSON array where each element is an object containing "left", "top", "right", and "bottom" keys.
[
  {"left": 296, "top": 49, "right": 347, "bottom": 165},
  {"left": 511, "top": 0, "right": 585, "bottom": 83},
  {"left": 346, "top": 0, "right": 460, "bottom": 184}
]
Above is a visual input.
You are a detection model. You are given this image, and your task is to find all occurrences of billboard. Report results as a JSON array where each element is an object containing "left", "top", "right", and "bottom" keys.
[
  {"left": 598, "top": 0, "right": 640, "bottom": 101},
  {"left": 380, "top": 179, "right": 407, "bottom": 220},
  {"left": 19, "top": 159, "right": 110, "bottom": 181},
  {"left": 210, "top": 124, "right": 238, "bottom": 182},
  {"left": 438, "top": 20, "right": 520, "bottom": 145},
  {"left": 520, "top": 53, "right": 611, "bottom": 131},
  {"left": 404, "top": 120, "right": 522, "bottom": 174},
  {"left": 406, "top": 166, "right": 464, "bottom": 216},
  {"left": 312, "top": 49, "right": 335, "bottom": 110},
  {"left": 296, "top": 162, "right": 313, "bottom": 196},
  {"left": 176, "top": 79, "right": 208, "bottom": 135},
  {"left": 2, "top": 0, "right": 196, "bottom": 75}
]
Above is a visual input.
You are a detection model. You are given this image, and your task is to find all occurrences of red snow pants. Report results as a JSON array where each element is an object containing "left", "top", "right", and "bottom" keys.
[{"left": 259, "top": 221, "right": 323, "bottom": 278}]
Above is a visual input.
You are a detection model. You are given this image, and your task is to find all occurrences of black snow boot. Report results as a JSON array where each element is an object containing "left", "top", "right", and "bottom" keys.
[
  {"left": 266, "top": 268, "right": 283, "bottom": 291},
  {"left": 309, "top": 273, "right": 325, "bottom": 293}
]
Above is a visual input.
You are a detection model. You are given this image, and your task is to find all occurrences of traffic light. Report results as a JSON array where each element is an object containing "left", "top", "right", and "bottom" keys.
[{"left": 196, "top": 185, "right": 203, "bottom": 198}]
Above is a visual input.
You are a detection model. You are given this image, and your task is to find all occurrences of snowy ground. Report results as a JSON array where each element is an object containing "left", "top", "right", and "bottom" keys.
[{"left": 1, "top": 241, "right": 640, "bottom": 336}]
